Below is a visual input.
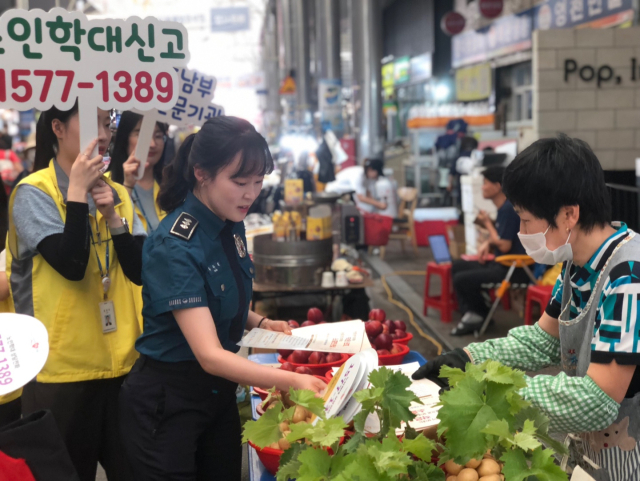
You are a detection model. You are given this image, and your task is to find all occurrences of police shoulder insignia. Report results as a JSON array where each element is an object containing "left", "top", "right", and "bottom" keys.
[{"left": 170, "top": 213, "right": 199, "bottom": 240}]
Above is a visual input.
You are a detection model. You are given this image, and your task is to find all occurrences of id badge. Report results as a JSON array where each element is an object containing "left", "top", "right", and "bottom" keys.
[{"left": 99, "top": 300, "right": 117, "bottom": 333}]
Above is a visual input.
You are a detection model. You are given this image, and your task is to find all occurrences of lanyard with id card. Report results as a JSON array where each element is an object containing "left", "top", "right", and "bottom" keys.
[{"left": 90, "top": 218, "right": 117, "bottom": 334}]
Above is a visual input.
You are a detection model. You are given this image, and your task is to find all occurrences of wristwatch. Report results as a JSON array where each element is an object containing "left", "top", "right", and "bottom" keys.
[{"left": 109, "top": 217, "right": 129, "bottom": 236}]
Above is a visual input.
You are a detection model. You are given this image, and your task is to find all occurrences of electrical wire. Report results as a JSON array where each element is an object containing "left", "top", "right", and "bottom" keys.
[{"left": 380, "top": 270, "right": 444, "bottom": 356}]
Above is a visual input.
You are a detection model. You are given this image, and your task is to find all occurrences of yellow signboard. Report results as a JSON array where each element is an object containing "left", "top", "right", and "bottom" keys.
[{"left": 455, "top": 63, "right": 492, "bottom": 102}]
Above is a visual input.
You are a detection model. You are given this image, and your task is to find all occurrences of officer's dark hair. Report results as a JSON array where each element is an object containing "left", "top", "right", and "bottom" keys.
[
  {"left": 158, "top": 116, "right": 274, "bottom": 213},
  {"left": 109, "top": 111, "right": 168, "bottom": 184},
  {"left": 503, "top": 134, "right": 611, "bottom": 233},
  {"left": 34, "top": 101, "right": 79, "bottom": 172},
  {"left": 481, "top": 166, "right": 505, "bottom": 186}
]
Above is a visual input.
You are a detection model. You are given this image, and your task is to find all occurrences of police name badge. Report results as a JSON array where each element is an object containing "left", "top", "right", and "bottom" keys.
[
  {"left": 234, "top": 234, "right": 247, "bottom": 258},
  {"left": 99, "top": 300, "right": 117, "bottom": 334}
]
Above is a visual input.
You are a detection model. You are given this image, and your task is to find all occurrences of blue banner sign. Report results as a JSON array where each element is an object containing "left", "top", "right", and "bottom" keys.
[{"left": 210, "top": 6, "right": 250, "bottom": 32}]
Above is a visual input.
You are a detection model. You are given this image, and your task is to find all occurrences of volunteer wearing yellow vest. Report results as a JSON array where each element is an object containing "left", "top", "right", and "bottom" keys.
[
  {"left": 109, "top": 111, "right": 168, "bottom": 234},
  {"left": 7, "top": 104, "right": 146, "bottom": 481}
]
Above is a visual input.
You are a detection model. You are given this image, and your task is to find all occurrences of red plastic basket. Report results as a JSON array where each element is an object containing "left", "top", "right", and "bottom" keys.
[
  {"left": 394, "top": 332, "right": 413, "bottom": 345},
  {"left": 363, "top": 213, "right": 394, "bottom": 246},
  {"left": 277, "top": 353, "right": 349, "bottom": 376},
  {"left": 377, "top": 343, "right": 410, "bottom": 365},
  {"left": 249, "top": 437, "right": 345, "bottom": 475}
]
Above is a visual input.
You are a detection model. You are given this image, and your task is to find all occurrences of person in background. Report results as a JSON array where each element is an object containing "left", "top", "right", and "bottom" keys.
[
  {"left": 109, "top": 111, "right": 168, "bottom": 234},
  {"left": 11, "top": 133, "right": 36, "bottom": 191},
  {"left": 0, "top": 136, "right": 23, "bottom": 195},
  {"left": 356, "top": 158, "right": 397, "bottom": 218},
  {"left": 8, "top": 103, "right": 146, "bottom": 481},
  {"left": 119, "top": 117, "right": 325, "bottom": 480},
  {"left": 414, "top": 135, "right": 640, "bottom": 481},
  {"left": 450, "top": 165, "right": 525, "bottom": 336}
]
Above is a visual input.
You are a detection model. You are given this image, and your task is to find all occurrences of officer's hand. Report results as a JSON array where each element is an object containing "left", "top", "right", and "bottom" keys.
[
  {"left": 264, "top": 320, "right": 292, "bottom": 335},
  {"left": 69, "top": 139, "right": 103, "bottom": 198},
  {"left": 91, "top": 180, "right": 119, "bottom": 224},
  {"left": 411, "top": 348, "right": 471, "bottom": 389},
  {"left": 292, "top": 374, "right": 327, "bottom": 395}
]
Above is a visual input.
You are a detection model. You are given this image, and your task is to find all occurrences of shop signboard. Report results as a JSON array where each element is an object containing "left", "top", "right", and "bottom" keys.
[
  {"left": 0, "top": 8, "right": 189, "bottom": 158},
  {"left": 393, "top": 56, "right": 410, "bottom": 85},
  {"left": 318, "top": 78, "right": 343, "bottom": 132},
  {"left": 455, "top": 63, "right": 492, "bottom": 101},
  {"left": 441, "top": 11, "right": 466, "bottom": 36},
  {"left": 534, "top": 0, "right": 633, "bottom": 30},
  {"left": 452, "top": 9, "right": 532, "bottom": 68},
  {"left": 210, "top": 6, "right": 250, "bottom": 32},
  {"left": 410, "top": 53, "right": 432, "bottom": 83},
  {"left": 479, "top": 0, "right": 504, "bottom": 19},
  {"left": 382, "top": 62, "right": 395, "bottom": 97}
]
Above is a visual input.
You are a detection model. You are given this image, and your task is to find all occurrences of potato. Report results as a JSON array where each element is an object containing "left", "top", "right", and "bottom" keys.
[
  {"left": 499, "top": 475, "right": 504, "bottom": 481},
  {"left": 465, "top": 459, "right": 482, "bottom": 469},
  {"left": 479, "top": 476, "right": 501, "bottom": 481},
  {"left": 447, "top": 477, "right": 457, "bottom": 481},
  {"left": 278, "top": 437, "right": 291, "bottom": 450},
  {"left": 269, "top": 442, "right": 280, "bottom": 449},
  {"left": 279, "top": 421, "right": 290, "bottom": 433},
  {"left": 292, "top": 406, "right": 309, "bottom": 423},
  {"left": 457, "top": 468, "right": 479, "bottom": 481},
  {"left": 444, "top": 459, "right": 463, "bottom": 475},
  {"left": 477, "top": 459, "right": 501, "bottom": 477}
]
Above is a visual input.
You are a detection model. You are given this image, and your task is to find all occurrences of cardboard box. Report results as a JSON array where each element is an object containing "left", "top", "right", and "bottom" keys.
[{"left": 446, "top": 224, "right": 466, "bottom": 260}]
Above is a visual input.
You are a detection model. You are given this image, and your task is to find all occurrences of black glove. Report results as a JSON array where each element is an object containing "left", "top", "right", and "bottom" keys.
[{"left": 411, "top": 348, "right": 470, "bottom": 389}]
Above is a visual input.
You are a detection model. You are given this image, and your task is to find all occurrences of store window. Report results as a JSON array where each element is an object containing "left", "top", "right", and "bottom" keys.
[{"left": 497, "top": 61, "right": 532, "bottom": 123}]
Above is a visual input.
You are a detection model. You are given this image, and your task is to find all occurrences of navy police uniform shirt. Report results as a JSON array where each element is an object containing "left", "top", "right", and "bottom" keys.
[{"left": 136, "top": 192, "right": 255, "bottom": 362}]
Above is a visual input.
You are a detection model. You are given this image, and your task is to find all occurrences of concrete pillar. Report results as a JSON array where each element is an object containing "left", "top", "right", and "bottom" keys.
[
  {"left": 315, "top": 0, "right": 341, "bottom": 80},
  {"left": 290, "top": 0, "right": 311, "bottom": 123},
  {"left": 351, "top": 0, "right": 383, "bottom": 162}
]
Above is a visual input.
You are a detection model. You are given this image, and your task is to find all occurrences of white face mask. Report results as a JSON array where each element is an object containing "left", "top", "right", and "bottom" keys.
[{"left": 518, "top": 226, "right": 573, "bottom": 265}]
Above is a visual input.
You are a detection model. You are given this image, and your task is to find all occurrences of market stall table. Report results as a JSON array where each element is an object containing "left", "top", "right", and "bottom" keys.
[
  {"left": 251, "top": 279, "right": 375, "bottom": 321},
  {"left": 246, "top": 351, "right": 427, "bottom": 481}
]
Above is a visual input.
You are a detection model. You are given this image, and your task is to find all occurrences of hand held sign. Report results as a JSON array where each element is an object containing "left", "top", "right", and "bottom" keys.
[
  {"left": 0, "top": 8, "right": 189, "bottom": 158},
  {"left": 135, "top": 67, "right": 224, "bottom": 179}
]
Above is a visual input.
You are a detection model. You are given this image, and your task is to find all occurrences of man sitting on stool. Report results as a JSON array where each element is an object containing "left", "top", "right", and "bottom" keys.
[{"left": 450, "top": 166, "right": 525, "bottom": 336}]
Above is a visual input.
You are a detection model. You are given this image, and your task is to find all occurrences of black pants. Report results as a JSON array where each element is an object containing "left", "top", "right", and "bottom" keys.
[
  {"left": 452, "top": 259, "right": 511, "bottom": 317},
  {"left": 21, "top": 376, "right": 133, "bottom": 481},
  {"left": 0, "top": 396, "right": 21, "bottom": 427},
  {"left": 119, "top": 356, "right": 242, "bottom": 481}
]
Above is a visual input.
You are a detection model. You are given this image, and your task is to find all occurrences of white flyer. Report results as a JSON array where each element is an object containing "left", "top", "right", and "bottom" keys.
[
  {"left": 238, "top": 320, "right": 368, "bottom": 354},
  {"left": 0, "top": 314, "right": 49, "bottom": 395}
]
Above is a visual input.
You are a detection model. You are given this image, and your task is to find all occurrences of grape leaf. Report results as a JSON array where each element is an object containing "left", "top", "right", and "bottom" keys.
[
  {"left": 401, "top": 433, "right": 437, "bottom": 461},
  {"left": 382, "top": 370, "right": 421, "bottom": 424},
  {"left": 408, "top": 460, "right": 446, "bottom": 481},
  {"left": 501, "top": 447, "right": 568, "bottom": 481},
  {"left": 366, "top": 438, "right": 412, "bottom": 478},
  {"left": 343, "top": 411, "right": 369, "bottom": 453},
  {"left": 507, "top": 391, "right": 531, "bottom": 415},
  {"left": 438, "top": 365, "right": 466, "bottom": 387},
  {"left": 242, "top": 403, "right": 283, "bottom": 448},
  {"left": 289, "top": 388, "right": 327, "bottom": 419},
  {"left": 483, "top": 360, "right": 527, "bottom": 388},
  {"left": 353, "top": 387, "right": 384, "bottom": 413},
  {"left": 295, "top": 447, "right": 332, "bottom": 481},
  {"left": 277, "top": 444, "right": 306, "bottom": 481},
  {"left": 369, "top": 367, "right": 392, "bottom": 388},
  {"left": 286, "top": 417, "right": 347, "bottom": 448},
  {"left": 482, "top": 419, "right": 512, "bottom": 441},
  {"left": 513, "top": 419, "right": 542, "bottom": 452}
]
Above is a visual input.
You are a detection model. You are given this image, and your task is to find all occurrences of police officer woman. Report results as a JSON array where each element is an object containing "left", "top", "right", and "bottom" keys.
[
  {"left": 109, "top": 111, "right": 168, "bottom": 233},
  {"left": 8, "top": 104, "right": 146, "bottom": 481},
  {"left": 119, "top": 117, "right": 326, "bottom": 480}
]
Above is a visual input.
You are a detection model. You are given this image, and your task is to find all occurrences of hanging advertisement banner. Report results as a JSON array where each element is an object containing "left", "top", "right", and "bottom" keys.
[
  {"left": 534, "top": 0, "right": 632, "bottom": 30},
  {"left": 0, "top": 8, "right": 189, "bottom": 157},
  {"left": 455, "top": 63, "right": 492, "bottom": 102}
]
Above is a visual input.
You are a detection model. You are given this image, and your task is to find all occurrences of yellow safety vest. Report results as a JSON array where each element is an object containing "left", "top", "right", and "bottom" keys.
[{"left": 6, "top": 160, "right": 141, "bottom": 383}]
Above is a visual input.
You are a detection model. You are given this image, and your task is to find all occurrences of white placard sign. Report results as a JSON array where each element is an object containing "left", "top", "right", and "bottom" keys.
[
  {"left": 0, "top": 8, "right": 190, "bottom": 156},
  {"left": 133, "top": 67, "right": 224, "bottom": 179},
  {"left": 0, "top": 314, "right": 49, "bottom": 395}
]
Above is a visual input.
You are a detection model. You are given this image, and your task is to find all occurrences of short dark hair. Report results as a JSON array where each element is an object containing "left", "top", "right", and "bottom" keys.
[
  {"left": 503, "top": 134, "right": 611, "bottom": 233},
  {"left": 364, "top": 158, "right": 384, "bottom": 177},
  {"left": 482, "top": 166, "right": 505, "bottom": 185}
]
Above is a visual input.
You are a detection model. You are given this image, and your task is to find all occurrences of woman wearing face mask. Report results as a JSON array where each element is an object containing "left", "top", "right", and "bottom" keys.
[
  {"left": 7, "top": 103, "right": 147, "bottom": 481},
  {"left": 413, "top": 134, "right": 640, "bottom": 480},
  {"left": 119, "top": 117, "right": 326, "bottom": 481},
  {"left": 109, "top": 111, "right": 168, "bottom": 233}
]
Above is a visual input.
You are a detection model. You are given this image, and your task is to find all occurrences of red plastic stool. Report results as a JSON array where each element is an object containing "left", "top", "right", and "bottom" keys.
[
  {"left": 423, "top": 262, "right": 455, "bottom": 323},
  {"left": 524, "top": 285, "right": 554, "bottom": 325}
]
